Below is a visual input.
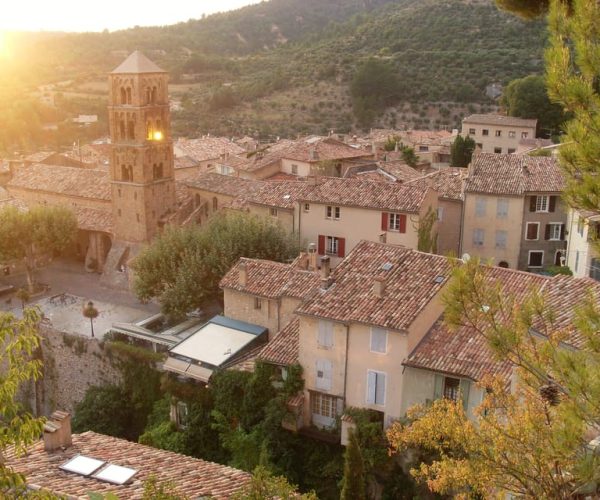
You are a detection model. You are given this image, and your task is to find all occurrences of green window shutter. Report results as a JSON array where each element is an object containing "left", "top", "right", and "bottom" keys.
[
  {"left": 460, "top": 379, "right": 471, "bottom": 410},
  {"left": 433, "top": 374, "right": 444, "bottom": 400}
]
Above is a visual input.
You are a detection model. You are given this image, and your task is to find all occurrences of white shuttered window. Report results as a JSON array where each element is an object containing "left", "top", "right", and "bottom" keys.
[
  {"left": 317, "top": 320, "right": 334, "bottom": 348},
  {"left": 315, "top": 359, "right": 332, "bottom": 391},
  {"left": 370, "top": 328, "right": 387, "bottom": 354}
]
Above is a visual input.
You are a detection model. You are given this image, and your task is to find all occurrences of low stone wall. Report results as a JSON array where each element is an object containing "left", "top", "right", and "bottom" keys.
[{"left": 35, "top": 325, "right": 122, "bottom": 415}]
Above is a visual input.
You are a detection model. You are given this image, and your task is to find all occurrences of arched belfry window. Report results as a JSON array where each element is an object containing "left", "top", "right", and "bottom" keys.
[
  {"left": 126, "top": 88, "right": 132, "bottom": 104},
  {"left": 120, "top": 88, "right": 127, "bottom": 104},
  {"left": 127, "top": 121, "right": 135, "bottom": 140},
  {"left": 146, "top": 88, "right": 151, "bottom": 104},
  {"left": 119, "top": 120, "right": 126, "bottom": 140},
  {"left": 151, "top": 87, "right": 157, "bottom": 103}
]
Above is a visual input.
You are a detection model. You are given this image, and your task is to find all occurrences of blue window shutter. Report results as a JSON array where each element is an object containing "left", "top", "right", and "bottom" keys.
[
  {"left": 366, "top": 371, "right": 376, "bottom": 404},
  {"left": 433, "top": 374, "right": 444, "bottom": 400},
  {"left": 375, "top": 373, "right": 386, "bottom": 405}
]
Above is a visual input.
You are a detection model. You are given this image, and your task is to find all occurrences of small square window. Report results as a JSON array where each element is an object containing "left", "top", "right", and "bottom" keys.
[
  {"left": 507, "top": 148, "right": 516, "bottom": 154},
  {"left": 521, "top": 132, "right": 529, "bottom": 139},
  {"left": 508, "top": 131, "right": 516, "bottom": 138},
  {"left": 270, "top": 208, "right": 278, "bottom": 217},
  {"left": 468, "top": 128, "right": 476, "bottom": 135},
  {"left": 334, "top": 206, "right": 340, "bottom": 220},
  {"left": 482, "top": 129, "right": 489, "bottom": 136},
  {"left": 304, "top": 203, "right": 310, "bottom": 212},
  {"left": 254, "top": 297, "right": 262, "bottom": 310},
  {"left": 494, "top": 147, "right": 502, "bottom": 154},
  {"left": 495, "top": 130, "right": 502, "bottom": 137},
  {"left": 291, "top": 164, "right": 298, "bottom": 175},
  {"left": 443, "top": 377, "right": 460, "bottom": 401}
]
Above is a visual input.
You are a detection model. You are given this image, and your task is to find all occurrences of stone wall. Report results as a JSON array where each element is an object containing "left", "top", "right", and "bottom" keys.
[{"left": 34, "top": 325, "right": 122, "bottom": 415}]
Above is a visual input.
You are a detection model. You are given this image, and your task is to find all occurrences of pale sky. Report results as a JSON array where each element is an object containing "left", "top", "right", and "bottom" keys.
[{"left": 0, "top": 0, "right": 262, "bottom": 32}]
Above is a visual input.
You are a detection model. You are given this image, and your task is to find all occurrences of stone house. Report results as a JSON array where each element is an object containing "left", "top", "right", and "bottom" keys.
[
  {"left": 461, "top": 153, "right": 566, "bottom": 271},
  {"left": 173, "top": 136, "right": 245, "bottom": 180},
  {"left": 461, "top": 114, "right": 537, "bottom": 154}
]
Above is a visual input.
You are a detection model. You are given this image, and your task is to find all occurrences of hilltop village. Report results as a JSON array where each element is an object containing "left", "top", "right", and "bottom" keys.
[{"left": 1, "top": 51, "right": 599, "bottom": 499}]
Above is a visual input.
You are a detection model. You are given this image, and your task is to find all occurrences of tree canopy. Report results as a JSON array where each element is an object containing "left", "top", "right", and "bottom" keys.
[
  {"left": 502, "top": 74, "right": 568, "bottom": 138},
  {"left": 450, "top": 134, "right": 476, "bottom": 168},
  {"left": 0, "top": 309, "right": 45, "bottom": 493},
  {"left": 0, "top": 206, "right": 77, "bottom": 292},
  {"left": 133, "top": 212, "right": 301, "bottom": 320}
]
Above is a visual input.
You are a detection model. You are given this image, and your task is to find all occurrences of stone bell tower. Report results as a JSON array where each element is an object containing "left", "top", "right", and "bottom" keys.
[{"left": 108, "top": 51, "right": 176, "bottom": 243}]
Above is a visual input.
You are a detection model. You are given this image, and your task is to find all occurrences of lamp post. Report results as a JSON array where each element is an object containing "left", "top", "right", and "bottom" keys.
[{"left": 82, "top": 300, "right": 99, "bottom": 338}]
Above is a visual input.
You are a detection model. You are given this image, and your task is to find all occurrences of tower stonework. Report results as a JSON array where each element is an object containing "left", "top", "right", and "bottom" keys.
[{"left": 108, "top": 51, "right": 176, "bottom": 243}]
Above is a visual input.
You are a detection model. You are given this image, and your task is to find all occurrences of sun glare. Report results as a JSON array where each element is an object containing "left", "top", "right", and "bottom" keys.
[{"left": 0, "top": 31, "right": 10, "bottom": 59}]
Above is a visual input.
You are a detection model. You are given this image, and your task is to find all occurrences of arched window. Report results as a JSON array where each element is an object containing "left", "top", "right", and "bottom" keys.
[
  {"left": 120, "top": 88, "right": 127, "bottom": 104},
  {"left": 119, "top": 120, "right": 126, "bottom": 139},
  {"left": 146, "top": 88, "right": 151, "bottom": 104},
  {"left": 212, "top": 197, "right": 218, "bottom": 211},
  {"left": 126, "top": 88, "right": 132, "bottom": 104},
  {"left": 151, "top": 86, "right": 157, "bottom": 103},
  {"left": 127, "top": 121, "right": 135, "bottom": 140},
  {"left": 121, "top": 165, "right": 131, "bottom": 182}
]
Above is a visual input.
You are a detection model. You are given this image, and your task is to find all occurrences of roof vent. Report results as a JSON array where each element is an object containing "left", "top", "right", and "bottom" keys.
[
  {"left": 380, "top": 262, "right": 393, "bottom": 271},
  {"left": 433, "top": 275, "right": 445, "bottom": 284}
]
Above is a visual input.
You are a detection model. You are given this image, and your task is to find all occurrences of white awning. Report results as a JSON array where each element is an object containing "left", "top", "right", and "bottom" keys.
[{"left": 162, "top": 357, "right": 214, "bottom": 383}]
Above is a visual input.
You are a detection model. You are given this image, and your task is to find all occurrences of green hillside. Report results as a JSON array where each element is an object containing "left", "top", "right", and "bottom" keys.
[{"left": 0, "top": 0, "right": 547, "bottom": 150}]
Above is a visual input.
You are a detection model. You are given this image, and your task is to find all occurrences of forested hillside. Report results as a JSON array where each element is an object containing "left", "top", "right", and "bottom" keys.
[{"left": 0, "top": 0, "right": 547, "bottom": 151}]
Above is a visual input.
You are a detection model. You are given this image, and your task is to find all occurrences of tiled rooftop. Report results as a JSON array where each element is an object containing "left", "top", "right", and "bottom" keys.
[
  {"left": 8, "top": 164, "right": 111, "bottom": 201},
  {"left": 220, "top": 257, "right": 321, "bottom": 300},
  {"left": 465, "top": 153, "right": 564, "bottom": 196},
  {"left": 185, "top": 172, "right": 264, "bottom": 198},
  {"left": 174, "top": 137, "right": 245, "bottom": 163},
  {"left": 298, "top": 177, "right": 430, "bottom": 212},
  {"left": 407, "top": 167, "right": 466, "bottom": 201},
  {"left": 296, "top": 240, "right": 450, "bottom": 332},
  {"left": 4, "top": 431, "right": 250, "bottom": 499},
  {"left": 405, "top": 267, "right": 599, "bottom": 381},
  {"left": 258, "top": 317, "right": 300, "bottom": 366},
  {"left": 376, "top": 160, "right": 421, "bottom": 182},
  {"left": 463, "top": 114, "right": 538, "bottom": 128}
]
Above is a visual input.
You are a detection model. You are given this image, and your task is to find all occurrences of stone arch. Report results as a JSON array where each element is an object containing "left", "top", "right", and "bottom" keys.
[{"left": 498, "top": 261, "right": 509, "bottom": 268}]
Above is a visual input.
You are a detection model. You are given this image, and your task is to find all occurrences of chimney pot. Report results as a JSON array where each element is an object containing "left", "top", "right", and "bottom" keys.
[
  {"left": 43, "top": 411, "right": 72, "bottom": 451},
  {"left": 373, "top": 277, "right": 385, "bottom": 298},
  {"left": 239, "top": 261, "right": 247, "bottom": 287},
  {"left": 320, "top": 256, "right": 331, "bottom": 279}
]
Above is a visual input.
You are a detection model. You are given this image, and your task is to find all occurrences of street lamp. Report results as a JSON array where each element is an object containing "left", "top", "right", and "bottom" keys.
[{"left": 82, "top": 300, "right": 99, "bottom": 338}]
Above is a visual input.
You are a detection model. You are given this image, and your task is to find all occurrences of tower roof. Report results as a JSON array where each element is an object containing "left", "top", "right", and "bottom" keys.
[{"left": 111, "top": 50, "right": 165, "bottom": 74}]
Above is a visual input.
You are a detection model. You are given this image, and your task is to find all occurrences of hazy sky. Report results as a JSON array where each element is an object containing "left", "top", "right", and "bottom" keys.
[{"left": 0, "top": 0, "right": 262, "bottom": 32}]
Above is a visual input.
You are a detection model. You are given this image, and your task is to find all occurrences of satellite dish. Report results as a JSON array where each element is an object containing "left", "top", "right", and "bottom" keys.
[{"left": 461, "top": 253, "right": 471, "bottom": 262}]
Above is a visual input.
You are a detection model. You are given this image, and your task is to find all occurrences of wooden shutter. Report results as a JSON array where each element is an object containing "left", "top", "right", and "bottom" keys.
[
  {"left": 381, "top": 212, "right": 388, "bottom": 231},
  {"left": 529, "top": 196, "right": 536, "bottom": 212},
  {"left": 544, "top": 224, "right": 551, "bottom": 240},
  {"left": 317, "top": 235, "right": 325, "bottom": 255},
  {"left": 371, "top": 328, "right": 387, "bottom": 353},
  {"left": 337, "top": 238, "right": 346, "bottom": 258},
  {"left": 316, "top": 359, "right": 332, "bottom": 391},
  {"left": 399, "top": 214, "right": 407, "bottom": 234},
  {"left": 549, "top": 196, "right": 556, "bottom": 212},
  {"left": 433, "top": 374, "right": 444, "bottom": 400},
  {"left": 460, "top": 379, "right": 471, "bottom": 410},
  {"left": 560, "top": 224, "right": 566, "bottom": 240},
  {"left": 318, "top": 321, "right": 333, "bottom": 348},
  {"left": 366, "top": 371, "right": 376, "bottom": 404}
]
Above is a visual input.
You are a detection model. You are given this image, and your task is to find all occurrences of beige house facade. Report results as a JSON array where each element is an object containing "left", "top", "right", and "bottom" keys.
[
  {"left": 566, "top": 208, "right": 600, "bottom": 280},
  {"left": 462, "top": 114, "right": 537, "bottom": 154}
]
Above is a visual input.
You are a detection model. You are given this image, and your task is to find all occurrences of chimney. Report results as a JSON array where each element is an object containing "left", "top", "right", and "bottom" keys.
[
  {"left": 239, "top": 261, "right": 247, "bottom": 287},
  {"left": 379, "top": 232, "right": 387, "bottom": 244},
  {"left": 308, "top": 243, "right": 318, "bottom": 271},
  {"left": 43, "top": 410, "right": 72, "bottom": 452},
  {"left": 297, "top": 251, "right": 309, "bottom": 270},
  {"left": 373, "top": 277, "right": 385, "bottom": 298},
  {"left": 320, "top": 256, "right": 331, "bottom": 279}
]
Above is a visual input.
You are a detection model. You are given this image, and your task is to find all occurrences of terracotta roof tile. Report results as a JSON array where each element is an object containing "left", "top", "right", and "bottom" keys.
[
  {"left": 8, "top": 164, "right": 110, "bottom": 201},
  {"left": 406, "top": 167, "right": 466, "bottom": 201},
  {"left": 5, "top": 431, "right": 250, "bottom": 499},
  {"left": 258, "top": 317, "right": 300, "bottom": 366},
  {"left": 296, "top": 240, "right": 450, "bottom": 331},
  {"left": 463, "top": 114, "right": 537, "bottom": 128},
  {"left": 465, "top": 153, "right": 564, "bottom": 196},
  {"left": 185, "top": 172, "right": 264, "bottom": 198},
  {"left": 376, "top": 160, "right": 421, "bottom": 182},
  {"left": 220, "top": 258, "right": 321, "bottom": 300},
  {"left": 274, "top": 136, "right": 370, "bottom": 163}
]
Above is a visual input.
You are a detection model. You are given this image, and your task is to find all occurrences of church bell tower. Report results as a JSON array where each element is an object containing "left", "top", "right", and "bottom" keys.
[{"left": 108, "top": 51, "right": 176, "bottom": 243}]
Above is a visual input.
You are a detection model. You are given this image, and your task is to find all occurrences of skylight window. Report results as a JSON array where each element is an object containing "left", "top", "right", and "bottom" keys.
[
  {"left": 93, "top": 464, "right": 138, "bottom": 485},
  {"left": 60, "top": 455, "right": 105, "bottom": 476},
  {"left": 380, "top": 262, "right": 393, "bottom": 271}
]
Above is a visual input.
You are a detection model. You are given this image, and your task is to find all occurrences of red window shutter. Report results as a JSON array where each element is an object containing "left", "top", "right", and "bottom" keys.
[
  {"left": 560, "top": 224, "right": 565, "bottom": 240},
  {"left": 381, "top": 212, "right": 388, "bottom": 231},
  {"left": 318, "top": 235, "right": 325, "bottom": 255},
  {"left": 337, "top": 238, "right": 346, "bottom": 258},
  {"left": 549, "top": 196, "right": 556, "bottom": 213},
  {"left": 529, "top": 197, "right": 536, "bottom": 212},
  {"left": 544, "top": 224, "right": 551, "bottom": 240},
  {"left": 399, "top": 214, "right": 407, "bottom": 234}
]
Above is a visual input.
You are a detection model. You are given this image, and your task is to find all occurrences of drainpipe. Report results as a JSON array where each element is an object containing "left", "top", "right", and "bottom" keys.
[{"left": 343, "top": 323, "right": 350, "bottom": 412}]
